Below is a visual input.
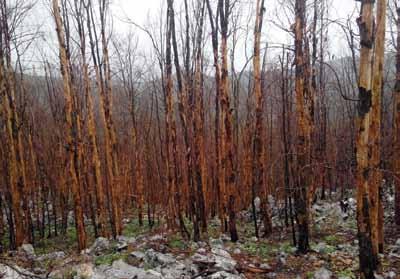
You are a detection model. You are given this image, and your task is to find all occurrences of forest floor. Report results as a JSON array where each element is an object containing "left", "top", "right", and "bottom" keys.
[{"left": 1, "top": 194, "right": 400, "bottom": 279}]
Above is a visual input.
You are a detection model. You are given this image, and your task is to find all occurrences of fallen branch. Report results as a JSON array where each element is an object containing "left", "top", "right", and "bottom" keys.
[
  {"left": 237, "top": 264, "right": 272, "bottom": 274},
  {"left": 0, "top": 258, "right": 45, "bottom": 279},
  {"left": 191, "top": 267, "right": 218, "bottom": 279}
]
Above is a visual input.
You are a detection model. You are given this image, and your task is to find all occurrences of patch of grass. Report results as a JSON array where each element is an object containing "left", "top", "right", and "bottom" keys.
[
  {"left": 123, "top": 219, "right": 157, "bottom": 238},
  {"left": 280, "top": 241, "right": 294, "bottom": 254},
  {"left": 324, "top": 245, "right": 336, "bottom": 254},
  {"left": 337, "top": 269, "right": 355, "bottom": 278},
  {"left": 207, "top": 225, "right": 220, "bottom": 239},
  {"left": 34, "top": 225, "right": 96, "bottom": 255},
  {"left": 324, "top": 235, "right": 339, "bottom": 246},
  {"left": 94, "top": 252, "right": 128, "bottom": 266},
  {"left": 168, "top": 234, "right": 186, "bottom": 250},
  {"left": 241, "top": 241, "right": 272, "bottom": 258},
  {"left": 306, "top": 271, "right": 314, "bottom": 279}
]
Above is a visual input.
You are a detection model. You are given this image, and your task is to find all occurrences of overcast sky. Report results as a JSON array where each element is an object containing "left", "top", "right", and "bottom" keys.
[{"left": 20, "top": 0, "right": 361, "bottom": 72}]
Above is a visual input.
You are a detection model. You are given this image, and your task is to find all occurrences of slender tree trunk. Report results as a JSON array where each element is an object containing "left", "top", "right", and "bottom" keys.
[
  {"left": 355, "top": 0, "right": 383, "bottom": 277},
  {"left": 252, "top": 0, "right": 272, "bottom": 237},
  {"left": 219, "top": 0, "right": 238, "bottom": 242},
  {"left": 395, "top": 5, "right": 400, "bottom": 227},
  {"left": 75, "top": 1, "right": 108, "bottom": 237},
  {"left": 370, "top": 0, "right": 386, "bottom": 255},
  {"left": 52, "top": 0, "right": 87, "bottom": 250},
  {"left": 294, "top": 0, "right": 311, "bottom": 254}
]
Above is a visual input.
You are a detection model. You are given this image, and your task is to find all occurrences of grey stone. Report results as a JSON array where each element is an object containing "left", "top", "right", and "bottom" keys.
[
  {"left": 116, "top": 235, "right": 136, "bottom": 245},
  {"left": 212, "top": 248, "right": 231, "bottom": 258},
  {"left": 313, "top": 267, "right": 332, "bottom": 279},
  {"left": 233, "top": 248, "right": 241, "bottom": 255},
  {"left": 74, "top": 263, "right": 95, "bottom": 279},
  {"left": 161, "top": 262, "right": 188, "bottom": 279},
  {"left": 260, "top": 263, "right": 271, "bottom": 269},
  {"left": 145, "top": 249, "right": 176, "bottom": 267},
  {"left": 209, "top": 271, "right": 242, "bottom": 279},
  {"left": 254, "top": 197, "right": 261, "bottom": 212},
  {"left": 97, "top": 259, "right": 162, "bottom": 279},
  {"left": 19, "top": 243, "right": 35, "bottom": 258},
  {"left": 210, "top": 238, "right": 224, "bottom": 248},
  {"left": 131, "top": 251, "right": 146, "bottom": 259},
  {"left": 197, "top": 248, "right": 207, "bottom": 254},
  {"left": 89, "top": 237, "right": 110, "bottom": 255},
  {"left": 0, "top": 263, "right": 32, "bottom": 279},
  {"left": 116, "top": 242, "right": 128, "bottom": 251},
  {"left": 313, "top": 242, "right": 327, "bottom": 253},
  {"left": 384, "top": 271, "right": 396, "bottom": 279},
  {"left": 149, "top": 234, "right": 164, "bottom": 241},
  {"left": 212, "top": 249, "right": 237, "bottom": 272},
  {"left": 36, "top": 251, "right": 66, "bottom": 262}
]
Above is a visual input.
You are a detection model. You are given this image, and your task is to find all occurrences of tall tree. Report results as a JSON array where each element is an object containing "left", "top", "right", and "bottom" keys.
[
  {"left": 355, "top": 0, "right": 386, "bottom": 277},
  {"left": 294, "top": 0, "right": 311, "bottom": 253},
  {"left": 73, "top": 0, "right": 108, "bottom": 237},
  {"left": 371, "top": 0, "right": 386, "bottom": 254},
  {"left": 52, "top": 0, "right": 87, "bottom": 250},
  {"left": 395, "top": 1, "right": 400, "bottom": 227},
  {"left": 219, "top": 0, "right": 238, "bottom": 242},
  {"left": 252, "top": 0, "right": 272, "bottom": 237}
]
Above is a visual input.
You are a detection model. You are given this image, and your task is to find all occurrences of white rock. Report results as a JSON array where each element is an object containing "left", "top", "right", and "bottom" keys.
[
  {"left": 385, "top": 271, "right": 396, "bottom": 279},
  {"left": 0, "top": 264, "right": 32, "bottom": 279},
  {"left": 36, "top": 251, "right": 66, "bottom": 262},
  {"left": 19, "top": 244, "right": 35, "bottom": 258},
  {"left": 209, "top": 271, "right": 242, "bottom": 279},
  {"left": 97, "top": 259, "right": 162, "bottom": 279},
  {"left": 89, "top": 237, "right": 110, "bottom": 255},
  {"left": 313, "top": 267, "right": 332, "bottom": 279},
  {"left": 233, "top": 248, "right": 241, "bottom": 255}
]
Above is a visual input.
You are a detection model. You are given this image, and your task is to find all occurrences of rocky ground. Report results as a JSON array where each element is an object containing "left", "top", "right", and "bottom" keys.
[{"left": 1, "top": 195, "right": 400, "bottom": 279}]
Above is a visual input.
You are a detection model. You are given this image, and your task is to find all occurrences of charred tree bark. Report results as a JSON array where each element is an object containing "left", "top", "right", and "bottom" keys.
[
  {"left": 252, "top": 0, "right": 272, "bottom": 238},
  {"left": 219, "top": 0, "right": 238, "bottom": 242},
  {"left": 370, "top": 0, "right": 386, "bottom": 255},
  {"left": 355, "top": 0, "right": 385, "bottom": 277},
  {"left": 294, "top": 0, "right": 311, "bottom": 254}
]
